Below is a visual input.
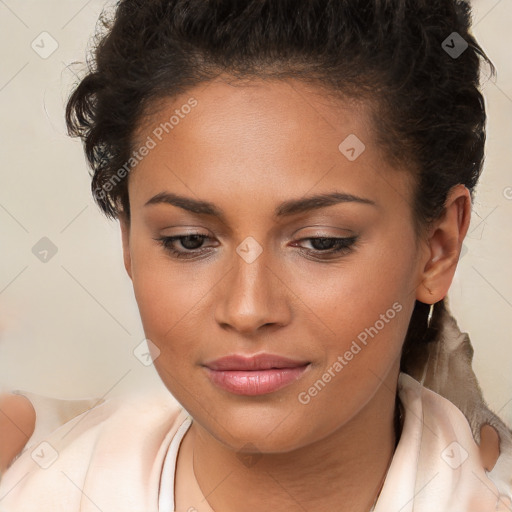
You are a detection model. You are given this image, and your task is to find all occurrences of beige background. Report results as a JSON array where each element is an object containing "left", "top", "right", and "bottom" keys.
[{"left": 0, "top": 1, "right": 511, "bottom": 424}]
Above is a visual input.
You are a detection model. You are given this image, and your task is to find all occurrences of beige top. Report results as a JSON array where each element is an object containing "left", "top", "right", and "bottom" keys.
[{"left": 0, "top": 372, "right": 511, "bottom": 511}]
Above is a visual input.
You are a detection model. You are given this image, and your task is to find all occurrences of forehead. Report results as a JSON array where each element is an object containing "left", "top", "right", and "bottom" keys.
[
  {"left": 128, "top": 77, "right": 413, "bottom": 217},
  {"left": 134, "top": 76, "right": 375, "bottom": 151}
]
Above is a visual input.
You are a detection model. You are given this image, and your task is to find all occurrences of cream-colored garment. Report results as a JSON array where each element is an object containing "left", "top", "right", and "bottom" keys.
[
  {"left": 170, "top": 372, "right": 512, "bottom": 511},
  {"left": 0, "top": 372, "right": 510, "bottom": 511}
]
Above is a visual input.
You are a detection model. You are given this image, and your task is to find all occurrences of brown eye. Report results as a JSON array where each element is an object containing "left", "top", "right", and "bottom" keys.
[
  {"left": 292, "top": 236, "right": 358, "bottom": 259},
  {"left": 153, "top": 233, "right": 214, "bottom": 259}
]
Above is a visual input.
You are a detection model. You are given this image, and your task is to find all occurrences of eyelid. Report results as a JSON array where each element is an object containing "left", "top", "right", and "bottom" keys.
[{"left": 291, "top": 225, "right": 357, "bottom": 238}]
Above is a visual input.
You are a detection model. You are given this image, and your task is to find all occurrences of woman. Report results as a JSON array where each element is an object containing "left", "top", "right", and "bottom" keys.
[{"left": 0, "top": 0, "right": 511, "bottom": 510}]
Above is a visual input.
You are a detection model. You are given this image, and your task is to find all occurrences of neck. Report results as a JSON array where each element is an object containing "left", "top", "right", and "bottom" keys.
[{"left": 190, "top": 368, "right": 401, "bottom": 512}]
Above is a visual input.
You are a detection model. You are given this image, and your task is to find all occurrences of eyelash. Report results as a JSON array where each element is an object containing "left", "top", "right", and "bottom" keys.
[{"left": 153, "top": 234, "right": 358, "bottom": 260}]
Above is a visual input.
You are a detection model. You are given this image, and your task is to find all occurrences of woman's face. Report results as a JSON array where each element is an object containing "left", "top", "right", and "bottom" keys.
[{"left": 120, "top": 77, "right": 431, "bottom": 452}]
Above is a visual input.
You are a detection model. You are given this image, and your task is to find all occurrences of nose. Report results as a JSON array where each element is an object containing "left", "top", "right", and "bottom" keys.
[{"left": 213, "top": 245, "right": 291, "bottom": 336}]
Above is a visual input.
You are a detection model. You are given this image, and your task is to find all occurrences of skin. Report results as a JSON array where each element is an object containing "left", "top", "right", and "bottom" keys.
[
  {"left": 110, "top": 76, "right": 476, "bottom": 511},
  {"left": 0, "top": 394, "right": 35, "bottom": 474}
]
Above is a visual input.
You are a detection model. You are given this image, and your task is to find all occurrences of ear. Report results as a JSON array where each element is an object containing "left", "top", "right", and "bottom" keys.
[
  {"left": 416, "top": 184, "right": 471, "bottom": 304},
  {"left": 119, "top": 211, "right": 133, "bottom": 280}
]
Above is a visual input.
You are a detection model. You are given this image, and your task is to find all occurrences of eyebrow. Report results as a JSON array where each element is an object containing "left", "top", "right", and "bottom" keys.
[{"left": 144, "top": 191, "right": 377, "bottom": 221}]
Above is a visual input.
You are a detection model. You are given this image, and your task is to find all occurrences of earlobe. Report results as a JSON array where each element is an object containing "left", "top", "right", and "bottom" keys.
[
  {"left": 417, "top": 184, "right": 471, "bottom": 304},
  {"left": 479, "top": 424, "right": 500, "bottom": 472},
  {"left": 119, "top": 212, "right": 133, "bottom": 280}
]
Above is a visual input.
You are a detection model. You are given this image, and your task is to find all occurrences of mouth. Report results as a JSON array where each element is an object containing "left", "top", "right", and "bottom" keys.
[{"left": 202, "top": 353, "right": 311, "bottom": 396}]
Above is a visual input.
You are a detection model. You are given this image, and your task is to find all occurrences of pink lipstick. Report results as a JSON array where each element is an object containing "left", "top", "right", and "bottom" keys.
[{"left": 203, "top": 354, "right": 310, "bottom": 396}]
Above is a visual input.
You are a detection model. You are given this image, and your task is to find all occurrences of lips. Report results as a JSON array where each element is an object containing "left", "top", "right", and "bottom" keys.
[
  {"left": 204, "top": 353, "right": 309, "bottom": 371},
  {"left": 203, "top": 353, "right": 310, "bottom": 395}
]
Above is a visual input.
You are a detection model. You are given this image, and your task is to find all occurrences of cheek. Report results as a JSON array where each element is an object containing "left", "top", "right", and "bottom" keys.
[
  {"left": 129, "top": 241, "right": 206, "bottom": 353},
  {"left": 287, "top": 254, "right": 415, "bottom": 437},
  {"left": 130, "top": 256, "right": 208, "bottom": 399},
  {"left": 289, "top": 235, "right": 417, "bottom": 342}
]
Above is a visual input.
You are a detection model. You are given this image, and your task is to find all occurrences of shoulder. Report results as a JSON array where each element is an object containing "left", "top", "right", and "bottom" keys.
[
  {"left": 0, "top": 393, "right": 36, "bottom": 474},
  {"left": 0, "top": 389, "right": 188, "bottom": 510}
]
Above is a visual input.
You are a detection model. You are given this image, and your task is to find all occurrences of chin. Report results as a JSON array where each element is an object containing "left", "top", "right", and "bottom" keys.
[{"left": 192, "top": 398, "right": 324, "bottom": 454}]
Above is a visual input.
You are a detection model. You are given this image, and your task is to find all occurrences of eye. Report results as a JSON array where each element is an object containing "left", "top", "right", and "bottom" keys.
[
  {"left": 292, "top": 236, "right": 358, "bottom": 259},
  {"left": 153, "top": 233, "right": 215, "bottom": 259}
]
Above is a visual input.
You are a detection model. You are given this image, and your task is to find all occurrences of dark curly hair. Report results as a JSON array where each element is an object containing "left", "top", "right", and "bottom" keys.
[{"left": 64, "top": 0, "right": 495, "bottom": 353}]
